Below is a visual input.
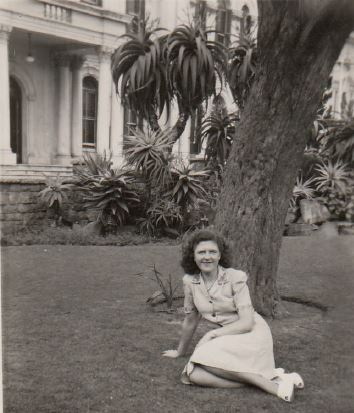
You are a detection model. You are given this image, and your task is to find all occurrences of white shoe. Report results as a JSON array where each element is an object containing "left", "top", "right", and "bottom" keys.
[
  {"left": 275, "top": 368, "right": 304, "bottom": 389},
  {"left": 277, "top": 375, "right": 295, "bottom": 402}
]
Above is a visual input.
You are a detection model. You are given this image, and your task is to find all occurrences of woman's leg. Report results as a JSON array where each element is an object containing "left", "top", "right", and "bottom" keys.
[
  {"left": 202, "top": 365, "right": 278, "bottom": 395},
  {"left": 189, "top": 366, "right": 246, "bottom": 388}
]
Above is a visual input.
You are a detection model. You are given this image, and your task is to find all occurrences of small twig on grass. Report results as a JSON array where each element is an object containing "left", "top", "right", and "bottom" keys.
[{"left": 136, "top": 264, "right": 180, "bottom": 309}]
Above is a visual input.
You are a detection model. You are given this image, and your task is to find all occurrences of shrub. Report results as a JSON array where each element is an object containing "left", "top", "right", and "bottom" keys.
[
  {"left": 201, "top": 111, "right": 239, "bottom": 166},
  {"left": 73, "top": 152, "right": 140, "bottom": 233},
  {"left": 313, "top": 160, "right": 352, "bottom": 220},
  {"left": 137, "top": 199, "right": 183, "bottom": 237},
  {"left": 38, "top": 174, "right": 73, "bottom": 226}
]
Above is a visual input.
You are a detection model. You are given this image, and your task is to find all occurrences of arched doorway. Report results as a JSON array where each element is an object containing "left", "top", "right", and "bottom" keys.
[{"left": 10, "top": 77, "right": 22, "bottom": 164}]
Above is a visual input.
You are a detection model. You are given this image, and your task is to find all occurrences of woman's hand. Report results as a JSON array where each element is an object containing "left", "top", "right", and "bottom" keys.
[
  {"left": 162, "top": 349, "right": 181, "bottom": 358},
  {"left": 196, "top": 330, "right": 219, "bottom": 348}
]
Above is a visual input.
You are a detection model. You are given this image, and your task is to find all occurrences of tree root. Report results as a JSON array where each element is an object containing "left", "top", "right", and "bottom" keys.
[{"left": 281, "top": 295, "right": 329, "bottom": 312}]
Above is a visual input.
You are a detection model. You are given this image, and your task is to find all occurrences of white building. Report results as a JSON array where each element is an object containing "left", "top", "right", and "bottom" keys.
[
  {"left": 330, "top": 33, "right": 354, "bottom": 119},
  {"left": 0, "top": 0, "right": 257, "bottom": 176}
]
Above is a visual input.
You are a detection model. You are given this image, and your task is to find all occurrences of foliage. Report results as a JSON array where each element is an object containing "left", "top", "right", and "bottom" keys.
[
  {"left": 1, "top": 225, "right": 150, "bottom": 246},
  {"left": 319, "top": 120, "right": 354, "bottom": 165},
  {"left": 137, "top": 199, "right": 183, "bottom": 237},
  {"left": 138, "top": 264, "right": 179, "bottom": 309},
  {"left": 169, "top": 162, "right": 209, "bottom": 211},
  {"left": 166, "top": 24, "right": 227, "bottom": 112},
  {"left": 227, "top": 35, "right": 257, "bottom": 109},
  {"left": 75, "top": 150, "right": 114, "bottom": 177},
  {"left": 73, "top": 152, "right": 140, "bottom": 232},
  {"left": 201, "top": 111, "right": 239, "bottom": 165},
  {"left": 38, "top": 174, "right": 73, "bottom": 225},
  {"left": 111, "top": 23, "right": 170, "bottom": 121},
  {"left": 124, "top": 127, "right": 172, "bottom": 187},
  {"left": 112, "top": 19, "right": 229, "bottom": 141},
  {"left": 313, "top": 160, "right": 349, "bottom": 195},
  {"left": 289, "top": 175, "right": 315, "bottom": 210}
]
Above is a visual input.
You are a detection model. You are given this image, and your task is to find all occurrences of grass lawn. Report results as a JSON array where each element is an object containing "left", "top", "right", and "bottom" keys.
[{"left": 2, "top": 236, "right": 354, "bottom": 413}]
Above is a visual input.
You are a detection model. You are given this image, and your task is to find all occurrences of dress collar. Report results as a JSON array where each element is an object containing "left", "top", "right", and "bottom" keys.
[{"left": 191, "top": 266, "right": 229, "bottom": 285}]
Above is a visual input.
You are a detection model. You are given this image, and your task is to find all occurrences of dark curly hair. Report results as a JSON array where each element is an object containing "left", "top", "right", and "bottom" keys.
[{"left": 181, "top": 229, "right": 233, "bottom": 274}]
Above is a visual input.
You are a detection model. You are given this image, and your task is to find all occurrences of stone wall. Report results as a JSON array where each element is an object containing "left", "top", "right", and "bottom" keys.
[{"left": 0, "top": 181, "right": 46, "bottom": 233}]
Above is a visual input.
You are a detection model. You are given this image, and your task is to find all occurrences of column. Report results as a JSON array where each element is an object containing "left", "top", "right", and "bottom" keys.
[
  {"left": 71, "top": 55, "right": 85, "bottom": 159},
  {"left": 0, "top": 25, "right": 16, "bottom": 164},
  {"left": 110, "top": 83, "right": 125, "bottom": 167},
  {"left": 54, "top": 54, "right": 72, "bottom": 165},
  {"left": 96, "top": 46, "right": 113, "bottom": 155}
]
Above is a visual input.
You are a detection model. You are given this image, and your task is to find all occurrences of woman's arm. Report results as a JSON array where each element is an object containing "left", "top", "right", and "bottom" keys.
[
  {"left": 196, "top": 306, "right": 254, "bottom": 347},
  {"left": 162, "top": 311, "right": 201, "bottom": 358}
]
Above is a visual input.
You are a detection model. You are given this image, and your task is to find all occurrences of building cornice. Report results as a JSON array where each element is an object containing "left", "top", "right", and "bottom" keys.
[
  {"left": 0, "top": 9, "right": 125, "bottom": 48},
  {"left": 37, "top": 0, "right": 132, "bottom": 24}
]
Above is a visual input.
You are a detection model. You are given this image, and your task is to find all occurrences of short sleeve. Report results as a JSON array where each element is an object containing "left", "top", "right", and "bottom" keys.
[
  {"left": 230, "top": 270, "right": 253, "bottom": 311},
  {"left": 183, "top": 275, "right": 198, "bottom": 314}
]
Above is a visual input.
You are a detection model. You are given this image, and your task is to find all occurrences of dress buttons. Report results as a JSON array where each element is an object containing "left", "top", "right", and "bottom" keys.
[
  {"left": 212, "top": 313, "right": 216, "bottom": 317},
  {"left": 209, "top": 300, "right": 213, "bottom": 304}
]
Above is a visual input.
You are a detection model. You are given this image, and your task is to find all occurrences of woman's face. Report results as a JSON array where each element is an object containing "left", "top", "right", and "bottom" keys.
[{"left": 194, "top": 240, "right": 221, "bottom": 275}]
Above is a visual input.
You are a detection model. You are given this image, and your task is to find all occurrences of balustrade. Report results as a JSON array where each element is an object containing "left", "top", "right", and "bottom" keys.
[{"left": 43, "top": 3, "right": 72, "bottom": 23}]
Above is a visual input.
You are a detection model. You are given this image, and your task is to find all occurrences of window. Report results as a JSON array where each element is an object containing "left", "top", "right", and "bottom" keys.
[
  {"left": 216, "top": 1, "right": 232, "bottom": 46},
  {"left": 194, "top": 0, "right": 207, "bottom": 30},
  {"left": 82, "top": 76, "right": 98, "bottom": 148},
  {"left": 126, "top": 0, "right": 145, "bottom": 33},
  {"left": 123, "top": 107, "right": 143, "bottom": 149},
  {"left": 81, "top": 0, "right": 102, "bottom": 6}
]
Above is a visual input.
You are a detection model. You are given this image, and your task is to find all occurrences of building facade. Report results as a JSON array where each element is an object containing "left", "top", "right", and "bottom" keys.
[
  {"left": 0, "top": 0, "right": 258, "bottom": 175},
  {"left": 0, "top": 0, "right": 353, "bottom": 173}
]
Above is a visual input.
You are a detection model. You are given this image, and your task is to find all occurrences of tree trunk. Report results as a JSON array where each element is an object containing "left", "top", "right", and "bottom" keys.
[
  {"left": 148, "top": 111, "right": 161, "bottom": 133},
  {"left": 169, "top": 100, "right": 190, "bottom": 146},
  {"left": 215, "top": 0, "right": 354, "bottom": 316}
]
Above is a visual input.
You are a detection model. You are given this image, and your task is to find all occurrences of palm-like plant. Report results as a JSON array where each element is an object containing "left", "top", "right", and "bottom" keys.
[
  {"left": 75, "top": 151, "right": 113, "bottom": 180},
  {"left": 82, "top": 171, "right": 140, "bottom": 229},
  {"left": 138, "top": 199, "right": 183, "bottom": 237},
  {"left": 74, "top": 153, "right": 140, "bottom": 231},
  {"left": 169, "top": 163, "right": 209, "bottom": 213},
  {"left": 201, "top": 111, "right": 239, "bottom": 165},
  {"left": 322, "top": 121, "right": 354, "bottom": 165},
  {"left": 289, "top": 175, "right": 315, "bottom": 209},
  {"left": 227, "top": 35, "right": 257, "bottom": 109},
  {"left": 39, "top": 174, "right": 73, "bottom": 225},
  {"left": 166, "top": 24, "right": 227, "bottom": 113},
  {"left": 111, "top": 24, "right": 169, "bottom": 127},
  {"left": 313, "top": 160, "right": 349, "bottom": 195},
  {"left": 124, "top": 128, "right": 172, "bottom": 187},
  {"left": 111, "top": 20, "right": 228, "bottom": 145}
]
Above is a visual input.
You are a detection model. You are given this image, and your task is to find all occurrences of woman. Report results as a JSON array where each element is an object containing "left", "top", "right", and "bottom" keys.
[{"left": 162, "top": 229, "right": 303, "bottom": 402}]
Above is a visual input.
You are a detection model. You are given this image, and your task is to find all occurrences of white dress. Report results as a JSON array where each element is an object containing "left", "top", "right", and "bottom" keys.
[{"left": 181, "top": 267, "right": 277, "bottom": 384}]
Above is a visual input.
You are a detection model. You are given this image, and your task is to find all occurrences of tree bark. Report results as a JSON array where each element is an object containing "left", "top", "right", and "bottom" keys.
[
  {"left": 215, "top": 0, "right": 354, "bottom": 316},
  {"left": 169, "top": 106, "right": 190, "bottom": 146}
]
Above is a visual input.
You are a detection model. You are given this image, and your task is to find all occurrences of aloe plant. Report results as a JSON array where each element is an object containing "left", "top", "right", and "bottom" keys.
[
  {"left": 111, "top": 24, "right": 170, "bottom": 129},
  {"left": 39, "top": 174, "right": 73, "bottom": 226},
  {"left": 74, "top": 153, "right": 140, "bottom": 232},
  {"left": 81, "top": 170, "right": 140, "bottom": 230},
  {"left": 112, "top": 20, "right": 228, "bottom": 144},
  {"left": 227, "top": 35, "right": 257, "bottom": 108},
  {"left": 137, "top": 199, "right": 183, "bottom": 237},
  {"left": 289, "top": 175, "right": 315, "bottom": 209},
  {"left": 201, "top": 111, "right": 239, "bottom": 165},
  {"left": 166, "top": 24, "right": 227, "bottom": 112},
  {"left": 167, "top": 163, "right": 209, "bottom": 228},
  {"left": 313, "top": 160, "right": 349, "bottom": 194},
  {"left": 124, "top": 128, "right": 172, "bottom": 187}
]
